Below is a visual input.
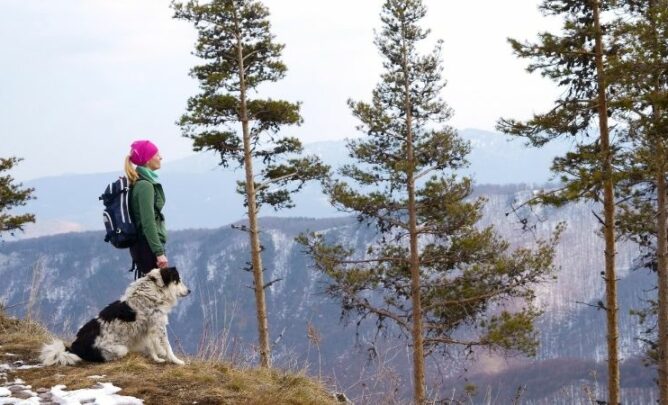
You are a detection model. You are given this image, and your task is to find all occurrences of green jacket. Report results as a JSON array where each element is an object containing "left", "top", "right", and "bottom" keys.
[{"left": 130, "top": 173, "right": 167, "bottom": 256}]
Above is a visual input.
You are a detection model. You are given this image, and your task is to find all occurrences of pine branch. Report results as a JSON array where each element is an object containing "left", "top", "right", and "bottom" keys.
[
  {"left": 414, "top": 166, "right": 437, "bottom": 181},
  {"left": 576, "top": 300, "right": 608, "bottom": 311},
  {"left": 263, "top": 278, "right": 283, "bottom": 290},
  {"left": 258, "top": 172, "right": 298, "bottom": 189},
  {"left": 421, "top": 285, "right": 521, "bottom": 311},
  {"left": 354, "top": 298, "right": 410, "bottom": 330},
  {"left": 592, "top": 209, "right": 606, "bottom": 226},
  {"left": 332, "top": 204, "right": 409, "bottom": 230},
  {"left": 324, "top": 256, "right": 409, "bottom": 266},
  {"left": 423, "top": 336, "right": 489, "bottom": 347},
  {"left": 242, "top": 49, "right": 262, "bottom": 62}
]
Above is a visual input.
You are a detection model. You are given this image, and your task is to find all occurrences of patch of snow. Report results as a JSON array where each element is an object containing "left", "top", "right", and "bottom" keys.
[
  {"left": 206, "top": 261, "right": 217, "bottom": 282},
  {"left": 2, "top": 358, "right": 142, "bottom": 405},
  {"left": 266, "top": 229, "right": 295, "bottom": 295},
  {"left": 50, "top": 383, "right": 143, "bottom": 405},
  {"left": 0, "top": 398, "right": 40, "bottom": 404},
  {"left": 13, "top": 366, "right": 40, "bottom": 371}
]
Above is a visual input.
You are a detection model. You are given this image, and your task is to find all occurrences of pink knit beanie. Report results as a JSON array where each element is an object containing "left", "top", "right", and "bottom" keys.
[{"left": 129, "top": 140, "right": 159, "bottom": 166}]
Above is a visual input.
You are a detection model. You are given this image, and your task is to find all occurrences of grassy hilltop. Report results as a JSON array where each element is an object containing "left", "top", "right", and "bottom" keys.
[{"left": 0, "top": 308, "right": 338, "bottom": 405}]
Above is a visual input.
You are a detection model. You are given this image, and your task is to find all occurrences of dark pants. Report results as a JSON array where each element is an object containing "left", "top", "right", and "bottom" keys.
[{"left": 129, "top": 237, "right": 157, "bottom": 277}]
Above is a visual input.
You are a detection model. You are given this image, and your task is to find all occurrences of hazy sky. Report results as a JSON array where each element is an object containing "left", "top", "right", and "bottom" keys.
[{"left": 1, "top": 0, "right": 560, "bottom": 181}]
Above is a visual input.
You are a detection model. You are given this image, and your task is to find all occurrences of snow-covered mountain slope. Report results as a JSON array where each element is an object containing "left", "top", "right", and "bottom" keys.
[{"left": 0, "top": 185, "right": 657, "bottom": 402}]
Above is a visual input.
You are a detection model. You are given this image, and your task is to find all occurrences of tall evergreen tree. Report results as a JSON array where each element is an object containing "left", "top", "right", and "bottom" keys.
[
  {"left": 172, "top": 0, "right": 328, "bottom": 368},
  {"left": 612, "top": 0, "right": 668, "bottom": 400},
  {"left": 0, "top": 157, "right": 35, "bottom": 239},
  {"left": 496, "top": 1, "right": 622, "bottom": 402},
  {"left": 298, "top": 0, "right": 558, "bottom": 402}
]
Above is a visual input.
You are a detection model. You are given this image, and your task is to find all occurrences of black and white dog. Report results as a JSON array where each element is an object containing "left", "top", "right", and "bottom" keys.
[{"left": 40, "top": 267, "right": 190, "bottom": 366}]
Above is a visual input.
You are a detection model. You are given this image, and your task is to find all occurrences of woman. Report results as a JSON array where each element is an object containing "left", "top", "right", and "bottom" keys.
[{"left": 125, "top": 140, "right": 168, "bottom": 277}]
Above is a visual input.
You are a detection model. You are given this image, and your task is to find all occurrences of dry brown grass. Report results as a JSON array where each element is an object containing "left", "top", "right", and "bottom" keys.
[
  {"left": 0, "top": 306, "right": 52, "bottom": 356},
  {"left": 0, "top": 309, "right": 338, "bottom": 405}
]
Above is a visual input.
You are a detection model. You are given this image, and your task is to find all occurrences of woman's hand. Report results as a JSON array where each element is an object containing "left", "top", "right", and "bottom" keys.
[{"left": 156, "top": 255, "right": 169, "bottom": 269}]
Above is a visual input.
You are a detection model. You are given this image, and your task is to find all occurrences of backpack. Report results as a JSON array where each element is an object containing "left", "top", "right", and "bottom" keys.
[{"left": 100, "top": 176, "right": 137, "bottom": 248}]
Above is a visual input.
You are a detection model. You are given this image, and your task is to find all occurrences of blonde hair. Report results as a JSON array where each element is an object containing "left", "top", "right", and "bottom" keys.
[{"left": 125, "top": 155, "right": 139, "bottom": 184}]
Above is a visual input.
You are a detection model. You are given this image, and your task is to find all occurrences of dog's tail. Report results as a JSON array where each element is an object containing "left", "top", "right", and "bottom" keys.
[{"left": 40, "top": 339, "right": 81, "bottom": 366}]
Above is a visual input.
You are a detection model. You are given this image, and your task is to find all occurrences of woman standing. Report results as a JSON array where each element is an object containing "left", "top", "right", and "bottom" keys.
[{"left": 125, "top": 140, "right": 168, "bottom": 277}]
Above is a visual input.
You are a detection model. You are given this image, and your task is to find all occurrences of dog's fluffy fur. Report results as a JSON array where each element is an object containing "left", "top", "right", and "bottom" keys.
[{"left": 40, "top": 267, "right": 190, "bottom": 366}]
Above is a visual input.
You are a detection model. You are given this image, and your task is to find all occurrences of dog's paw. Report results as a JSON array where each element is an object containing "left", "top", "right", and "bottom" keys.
[{"left": 152, "top": 357, "right": 166, "bottom": 363}]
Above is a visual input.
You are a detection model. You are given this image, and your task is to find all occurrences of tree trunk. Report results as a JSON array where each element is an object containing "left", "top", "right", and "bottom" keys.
[
  {"left": 647, "top": 1, "right": 668, "bottom": 399},
  {"left": 407, "top": 104, "right": 425, "bottom": 404},
  {"left": 592, "top": 1, "right": 619, "bottom": 402},
  {"left": 657, "top": 159, "right": 668, "bottom": 403},
  {"left": 236, "top": 20, "right": 271, "bottom": 368},
  {"left": 402, "top": 34, "right": 426, "bottom": 405}
]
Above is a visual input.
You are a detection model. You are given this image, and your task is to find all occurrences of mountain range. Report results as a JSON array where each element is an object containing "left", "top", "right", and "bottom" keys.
[
  {"left": 10, "top": 129, "right": 569, "bottom": 240},
  {"left": 0, "top": 185, "right": 659, "bottom": 403}
]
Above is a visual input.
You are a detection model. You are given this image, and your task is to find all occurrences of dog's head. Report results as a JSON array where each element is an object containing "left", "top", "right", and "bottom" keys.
[{"left": 146, "top": 267, "right": 191, "bottom": 299}]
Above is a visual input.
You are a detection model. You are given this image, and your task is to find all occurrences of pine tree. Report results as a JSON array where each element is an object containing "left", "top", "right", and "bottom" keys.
[
  {"left": 612, "top": 0, "right": 668, "bottom": 400},
  {"left": 298, "top": 0, "right": 559, "bottom": 402},
  {"left": 496, "top": 1, "right": 622, "bottom": 402},
  {"left": 172, "top": 0, "right": 328, "bottom": 368},
  {"left": 0, "top": 157, "right": 35, "bottom": 239}
]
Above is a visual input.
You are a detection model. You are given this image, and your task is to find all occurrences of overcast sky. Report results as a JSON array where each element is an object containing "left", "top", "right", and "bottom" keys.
[{"left": 1, "top": 0, "right": 560, "bottom": 181}]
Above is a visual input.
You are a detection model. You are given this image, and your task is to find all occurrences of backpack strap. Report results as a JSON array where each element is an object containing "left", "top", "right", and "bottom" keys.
[
  {"left": 131, "top": 178, "right": 162, "bottom": 221},
  {"left": 128, "top": 260, "right": 140, "bottom": 280}
]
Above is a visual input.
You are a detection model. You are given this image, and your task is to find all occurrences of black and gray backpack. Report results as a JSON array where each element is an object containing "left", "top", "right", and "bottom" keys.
[{"left": 100, "top": 176, "right": 137, "bottom": 248}]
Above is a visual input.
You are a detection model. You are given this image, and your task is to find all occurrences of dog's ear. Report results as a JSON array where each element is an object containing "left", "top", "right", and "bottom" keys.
[
  {"left": 148, "top": 269, "right": 165, "bottom": 287},
  {"left": 160, "top": 267, "right": 180, "bottom": 286}
]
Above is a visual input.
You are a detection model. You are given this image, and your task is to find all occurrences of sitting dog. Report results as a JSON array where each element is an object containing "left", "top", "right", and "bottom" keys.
[{"left": 40, "top": 267, "right": 190, "bottom": 366}]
